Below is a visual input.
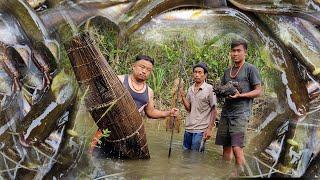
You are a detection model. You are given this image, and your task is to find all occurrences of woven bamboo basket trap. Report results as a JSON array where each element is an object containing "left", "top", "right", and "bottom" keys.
[{"left": 65, "top": 32, "right": 150, "bottom": 159}]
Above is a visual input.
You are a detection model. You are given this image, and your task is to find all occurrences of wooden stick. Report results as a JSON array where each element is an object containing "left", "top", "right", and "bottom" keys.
[{"left": 168, "top": 51, "right": 184, "bottom": 158}]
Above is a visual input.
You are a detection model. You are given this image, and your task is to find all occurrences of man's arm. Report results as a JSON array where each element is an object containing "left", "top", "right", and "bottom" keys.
[
  {"left": 230, "top": 84, "right": 262, "bottom": 99},
  {"left": 180, "top": 89, "right": 191, "bottom": 112},
  {"left": 145, "top": 88, "right": 178, "bottom": 119},
  {"left": 208, "top": 106, "right": 217, "bottom": 129},
  {"left": 203, "top": 104, "right": 217, "bottom": 140}
]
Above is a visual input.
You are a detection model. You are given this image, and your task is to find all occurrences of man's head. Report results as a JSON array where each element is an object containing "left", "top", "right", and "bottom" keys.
[
  {"left": 193, "top": 62, "right": 208, "bottom": 84},
  {"left": 132, "top": 55, "right": 154, "bottom": 82},
  {"left": 230, "top": 39, "right": 247, "bottom": 64}
]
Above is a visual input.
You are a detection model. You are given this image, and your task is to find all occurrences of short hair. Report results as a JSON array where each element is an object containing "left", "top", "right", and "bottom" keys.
[
  {"left": 135, "top": 55, "right": 154, "bottom": 65},
  {"left": 231, "top": 39, "right": 247, "bottom": 50},
  {"left": 193, "top": 62, "right": 208, "bottom": 74}
]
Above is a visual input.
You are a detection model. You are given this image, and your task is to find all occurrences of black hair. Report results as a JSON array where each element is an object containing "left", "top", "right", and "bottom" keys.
[
  {"left": 135, "top": 55, "right": 154, "bottom": 65},
  {"left": 231, "top": 39, "right": 247, "bottom": 50},
  {"left": 193, "top": 62, "right": 208, "bottom": 74}
]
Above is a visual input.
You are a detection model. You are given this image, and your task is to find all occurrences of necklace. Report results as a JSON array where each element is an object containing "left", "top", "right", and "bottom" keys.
[
  {"left": 230, "top": 62, "right": 244, "bottom": 79},
  {"left": 130, "top": 75, "right": 145, "bottom": 91}
]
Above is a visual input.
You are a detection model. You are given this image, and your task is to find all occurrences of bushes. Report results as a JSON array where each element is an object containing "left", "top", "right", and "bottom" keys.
[{"left": 92, "top": 28, "right": 276, "bottom": 107}]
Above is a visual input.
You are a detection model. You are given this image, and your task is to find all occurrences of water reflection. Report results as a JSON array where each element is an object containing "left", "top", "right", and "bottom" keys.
[{"left": 92, "top": 121, "right": 231, "bottom": 179}]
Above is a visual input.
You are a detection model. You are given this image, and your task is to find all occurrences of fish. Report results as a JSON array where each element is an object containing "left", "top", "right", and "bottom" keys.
[
  {"left": 39, "top": 0, "right": 134, "bottom": 40},
  {"left": 199, "top": 139, "right": 206, "bottom": 152},
  {"left": 18, "top": 70, "right": 77, "bottom": 145},
  {"left": 118, "top": 0, "right": 227, "bottom": 36},
  {"left": 256, "top": 14, "right": 320, "bottom": 77},
  {"left": 27, "top": 0, "right": 46, "bottom": 8},
  {"left": 228, "top": 0, "right": 320, "bottom": 26}
]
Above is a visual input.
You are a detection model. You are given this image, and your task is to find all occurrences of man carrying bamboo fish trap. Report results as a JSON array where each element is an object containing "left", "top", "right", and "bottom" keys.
[
  {"left": 90, "top": 55, "right": 179, "bottom": 155},
  {"left": 180, "top": 62, "right": 217, "bottom": 152}
]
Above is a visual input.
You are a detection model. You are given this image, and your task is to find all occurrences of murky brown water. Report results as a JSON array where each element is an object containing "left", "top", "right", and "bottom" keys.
[{"left": 90, "top": 120, "right": 232, "bottom": 179}]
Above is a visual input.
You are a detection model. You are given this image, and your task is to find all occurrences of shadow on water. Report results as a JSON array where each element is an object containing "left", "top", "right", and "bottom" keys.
[{"left": 91, "top": 121, "right": 231, "bottom": 179}]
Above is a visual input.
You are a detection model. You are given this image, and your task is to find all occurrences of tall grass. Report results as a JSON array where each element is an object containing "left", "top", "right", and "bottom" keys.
[
  {"left": 150, "top": 66, "right": 165, "bottom": 98},
  {"left": 91, "top": 28, "right": 276, "bottom": 108}
]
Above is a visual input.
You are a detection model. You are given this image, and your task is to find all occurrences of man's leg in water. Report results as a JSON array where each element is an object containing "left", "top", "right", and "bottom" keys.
[
  {"left": 223, "top": 146, "right": 233, "bottom": 161},
  {"left": 233, "top": 146, "right": 245, "bottom": 173}
]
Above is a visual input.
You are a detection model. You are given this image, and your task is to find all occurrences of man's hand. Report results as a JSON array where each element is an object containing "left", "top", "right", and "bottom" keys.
[
  {"left": 169, "top": 108, "right": 179, "bottom": 117},
  {"left": 212, "top": 120, "right": 217, "bottom": 128},
  {"left": 229, "top": 89, "right": 241, "bottom": 99},
  {"left": 203, "top": 128, "right": 212, "bottom": 140},
  {"left": 179, "top": 89, "right": 185, "bottom": 99}
]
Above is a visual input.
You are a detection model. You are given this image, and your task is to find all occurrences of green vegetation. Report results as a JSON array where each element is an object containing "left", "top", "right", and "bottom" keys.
[{"left": 91, "top": 28, "right": 276, "bottom": 108}]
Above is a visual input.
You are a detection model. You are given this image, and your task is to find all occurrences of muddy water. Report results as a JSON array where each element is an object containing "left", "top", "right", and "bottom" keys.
[{"left": 91, "top": 120, "right": 232, "bottom": 179}]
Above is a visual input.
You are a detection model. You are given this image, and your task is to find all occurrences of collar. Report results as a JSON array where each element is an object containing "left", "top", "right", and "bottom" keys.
[{"left": 191, "top": 81, "right": 207, "bottom": 92}]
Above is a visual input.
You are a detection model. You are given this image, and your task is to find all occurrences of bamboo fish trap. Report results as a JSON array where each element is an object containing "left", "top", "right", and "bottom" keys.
[{"left": 65, "top": 32, "right": 150, "bottom": 159}]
